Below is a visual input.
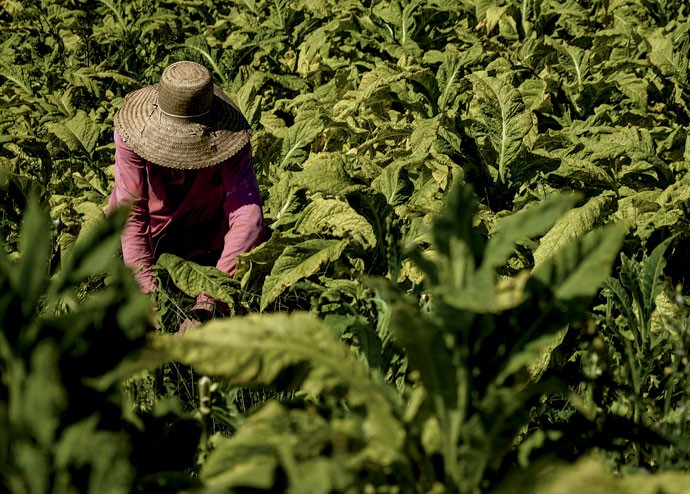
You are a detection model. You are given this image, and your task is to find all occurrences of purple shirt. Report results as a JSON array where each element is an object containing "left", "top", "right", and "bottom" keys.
[{"left": 108, "top": 130, "right": 264, "bottom": 296}]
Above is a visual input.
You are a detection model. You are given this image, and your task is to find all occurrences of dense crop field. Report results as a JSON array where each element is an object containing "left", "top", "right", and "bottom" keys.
[{"left": 3, "top": 0, "right": 690, "bottom": 492}]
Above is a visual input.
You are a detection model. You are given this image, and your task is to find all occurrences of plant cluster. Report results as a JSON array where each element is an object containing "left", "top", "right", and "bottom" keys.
[{"left": 3, "top": 0, "right": 690, "bottom": 492}]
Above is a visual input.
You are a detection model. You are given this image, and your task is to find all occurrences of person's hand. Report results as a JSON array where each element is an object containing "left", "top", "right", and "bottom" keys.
[
  {"left": 176, "top": 317, "right": 201, "bottom": 336},
  {"left": 190, "top": 300, "right": 215, "bottom": 323},
  {"left": 176, "top": 300, "right": 216, "bottom": 336}
]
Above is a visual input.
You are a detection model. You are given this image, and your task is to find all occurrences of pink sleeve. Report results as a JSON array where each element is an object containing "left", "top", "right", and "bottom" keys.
[
  {"left": 111, "top": 131, "right": 157, "bottom": 293},
  {"left": 195, "top": 145, "right": 263, "bottom": 311},
  {"left": 217, "top": 144, "right": 264, "bottom": 276}
]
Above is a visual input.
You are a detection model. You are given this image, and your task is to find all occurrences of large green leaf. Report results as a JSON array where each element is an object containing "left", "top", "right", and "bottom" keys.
[
  {"left": 334, "top": 63, "right": 407, "bottom": 116},
  {"left": 547, "top": 155, "right": 615, "bottom": 187},
  {"left": 371, "top": 161, "right": 410, "bottom": 206},
  {"left": 468, "top": 74, "right": 532, "bottom": 183},
  {"left": 155, "top": 312, "right": 405, "bottom": 463},
  {"left": 547, "top": 37, "right": 590, "bottom": 89},
  {"left": 443, "top": 192, "right": 579, "bottom": 312},
  {"left": 437, "top": 47, "right": 482, "bottom": 113},
  {"left": 45, "top": 110, "right": 101, "bottom": 158},
  {"left": 533, "top": 223, "right": 625, "bottom": 300},
  {"left": 260, "top": 239, "right": 348, "bottom": 310},
  {"left": 484, "top": 192, "right": 580, "bottom": 273},
  {"left": 11, "top": 198, "right": 51, "bottom": 321},
  {"left": 638, "top": 236, "right": 674, "bottom": 323},
  {"left": 201, "top": 403, "right": 358, "bottom": 493},
  {"left": 532, "top": 193, "right": 615, "bottom": 268},
  {"left": 295, "top": 198, "right": 377, "bottom": 248},
  {"left": 279, "top": 111, "right": 325, "bottom": 167},
  {"left": 234, "top": 232, "right": 303, "bottom": 288},
  {"left": 373, "top": 281, "right": 462, "bottom": 460},
  {"left": 0, "top": 62, "right": 33, "bottom": 95},
  {"left": 51, "top": 206, "right": 128, "bottom": 294},
  {"left": 646, "top": 28, "right": 685, "bottom": 78},
  {"left": 156, "top": 253, "right": 238, "bottom": 305},
  {"left": 290, "top": 153, "right": 363, "bottom": 196}
]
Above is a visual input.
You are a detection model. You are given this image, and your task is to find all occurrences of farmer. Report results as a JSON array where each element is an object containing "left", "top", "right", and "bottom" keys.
[{"left": 108, "top": 60, "right": 264, "bottom": 330}]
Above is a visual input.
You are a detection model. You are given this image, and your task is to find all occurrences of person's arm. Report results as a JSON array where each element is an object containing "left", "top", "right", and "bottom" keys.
[
  {"left": 217, "top": 145, "right": 264, "bottom": 275},
  {"left": 111, "top": 131, "right": 157, "bottom": 293},
  {"left": 194, "top": 145, "right": 264, "bottom": 312}
]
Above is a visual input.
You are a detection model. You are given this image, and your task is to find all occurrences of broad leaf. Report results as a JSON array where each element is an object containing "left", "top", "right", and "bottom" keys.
[
  {"left": 11, "top": 198, "right": 51, "bottom": 321},
  {"left": 279, "top": 111, "right": 324, "bottom": 167},
  {"left": 547, "top": 37, "right": 590, "bottom": 89},
  {"left": 51, "top": 206, "right": 128, "bottom": 293},
  {"left": 533, "top": 193, "right": 615, "bottom": 268},
  {"left": 155, "top": 312, "right": 405, "bottom": 463},
  {"left": 533, "top": 223, "right": 625, "bottom": 300},
  {"left": 156, "top": 253, "right": 238, "bottom": 305},
  {"left": 290, "top": 153, "right": 363, "bottom": 196},
  {"left": 445, "top": 192, "right": 579, "bottom": 312},
  {"left": 45, "top": 110, "right": 101, "bottom": 158},
  {"left": 295, "top": 198, "right": 377, "bottom": 248},
  {"left": 468, "top": 74, "right": 532, "bottom": 183},
  {"left": 260, "top": 239, "right": 348, "bottom": 310},
  {"left": 639, "top": 236, "right": 674, "bottom": 320},
  {"left": 484, "top": 192, "right": 580, "bottom": 272},
  {"left": 371, "top": 162, "right": 410, "bottom": 206}
]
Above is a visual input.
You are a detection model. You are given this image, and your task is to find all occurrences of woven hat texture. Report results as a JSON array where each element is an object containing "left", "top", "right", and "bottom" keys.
[{"left": 114, "top": 61, "right": 251, "bottom": 169}]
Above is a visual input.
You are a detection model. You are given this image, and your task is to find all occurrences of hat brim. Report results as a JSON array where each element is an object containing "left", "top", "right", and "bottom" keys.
[{"left": 114, "top": 84, "right": 251, "bottom": 169}]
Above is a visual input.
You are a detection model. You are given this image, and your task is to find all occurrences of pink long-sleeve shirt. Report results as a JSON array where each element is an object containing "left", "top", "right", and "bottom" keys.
[{"left": 108, "top": 130, "right": 264, "bottom": 295}]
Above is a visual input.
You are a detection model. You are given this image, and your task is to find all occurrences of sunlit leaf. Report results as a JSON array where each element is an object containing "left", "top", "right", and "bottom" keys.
[
  {"left": 155, "top": 312, "right": 405, "bottom": 464},
  {"left": 156, "top": 253, "right": 239, "bottom": 304},
  {"left": 533, "top": 193, "right": 615, "bottom": 268},
  {"left": 260, "top": 239, "right": 348, "bottom": 310},
  {"left": 45, "top": 110, "right": 101, "bottom": 158},
  {"left": 295, "top": 198, "right": 377, "bottom": 248},
  {"left": 468, "top": 74, "right": 532, "bottom": 183},
  {"left": 533, "top": 223, "right": 626, "bottom": 300}
]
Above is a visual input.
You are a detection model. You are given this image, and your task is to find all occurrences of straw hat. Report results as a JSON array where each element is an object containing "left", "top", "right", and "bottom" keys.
[{"left": 114, "top": 61, "right": 251, "bottom": 169}]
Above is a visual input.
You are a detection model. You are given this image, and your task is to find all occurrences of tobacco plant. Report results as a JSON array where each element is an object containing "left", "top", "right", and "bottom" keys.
[
  {"left": 0, "top": 198, "right": 204, "bottom": 493},
  {"left": 150, "top": 180, "right": 631, "bottom": 493},
  {"left": 3, "top": 0, "right": 690, "bottom": 491}
]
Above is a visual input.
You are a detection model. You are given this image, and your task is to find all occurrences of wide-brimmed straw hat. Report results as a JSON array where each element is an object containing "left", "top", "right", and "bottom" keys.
[{"left": 114, "top": 61, "right": 251, "bottom": 170}]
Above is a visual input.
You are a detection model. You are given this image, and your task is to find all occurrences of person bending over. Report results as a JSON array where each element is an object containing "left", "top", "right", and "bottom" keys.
[{"left": 108, "top": 60, "right": 264, "bottom": 332}]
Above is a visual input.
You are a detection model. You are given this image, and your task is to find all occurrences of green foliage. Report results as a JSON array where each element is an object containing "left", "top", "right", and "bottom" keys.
[
  {"left": 583, "top": 237, "right": 690, "bottom": 468},
  {"left": 151, "top": 181, "right": 629, "bottom": 492},
  {"left": 492, "top": 454, "right": 690, "bottom": 494},
  {"left": 0, "top": 199, "right": 207, "bottom": 493},
  {"left": 156, "top": 253, "right": 240, "bottom": 312},
  {"left": 0, "top": 200, "right": 142, "bottom": 493},
  {"left": 3, "top": 0, "right": 690, "bottom": 492}
]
